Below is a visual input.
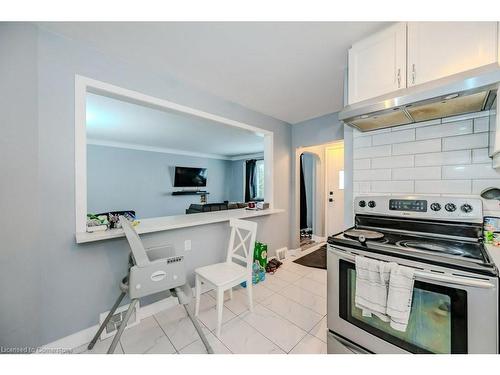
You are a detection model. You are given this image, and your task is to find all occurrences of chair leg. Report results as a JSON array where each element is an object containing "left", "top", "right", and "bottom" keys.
[
  {"left": 107, "top": 298, "right": 138, "bottom": 354},
  {"left": 247, "top": 278, "right": 254, "bottom": 312},
  {"left": 183, "top": 304, "right": 214, "bottom": 354},
  {"left": 195, "top": 275, "right": 201, "bottom": 316},
  {"left": 228, "top": 287, "right": 233, "bottom": 300},
  {"left": 88, "top": 291, "right": 126, "bottom": 350},
  {"left": 216, "top": 287, "right": 224, "bottom": 338}
]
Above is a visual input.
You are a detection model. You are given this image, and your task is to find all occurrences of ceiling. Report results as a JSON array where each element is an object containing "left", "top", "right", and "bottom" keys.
[
  {"left": 41, "top": 22, "right": 390, "bottom": 124},
  {"left": 86, "top": 92, "right": 264, "bottom": 158}
]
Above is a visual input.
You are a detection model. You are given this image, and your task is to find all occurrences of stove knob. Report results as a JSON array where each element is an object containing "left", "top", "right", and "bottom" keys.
[
  {"left": 445, "top": 203, "right": 456, "bottom": 212},
  {"left": 461, "top": 204, "right": 473, "bottom": 213},
  {"left": 430, "top": 203, "right": 441, "bottom": 211},
  {"left": 359, "top": 200, "right": 366, "bottom": 208},
  {"left": 368, "top": 200, "right": 376, "bottom": 208}
]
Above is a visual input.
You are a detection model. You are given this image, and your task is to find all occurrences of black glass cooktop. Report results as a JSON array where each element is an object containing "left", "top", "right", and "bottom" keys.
[{"left": 329, "top": 228, "right": 488, "bottom": 264}]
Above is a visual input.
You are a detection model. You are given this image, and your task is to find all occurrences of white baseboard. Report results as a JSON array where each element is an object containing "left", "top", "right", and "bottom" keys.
[
  {"left": 40, "top": 294, "right": 179, "bottom": 352},
  {"left": 287, "top": 248, "right": 301, "bottom": 257},
  {"left": 312, "top": 235, "right": 327, "bottom": 243}
]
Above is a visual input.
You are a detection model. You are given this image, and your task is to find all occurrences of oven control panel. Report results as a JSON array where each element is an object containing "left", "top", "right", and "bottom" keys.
[
  {"left": 354, "top": 195, "right": 483, "bottom": 223},
  {"left": 389, "top": 199, "right": 427, "bottom": 212}
]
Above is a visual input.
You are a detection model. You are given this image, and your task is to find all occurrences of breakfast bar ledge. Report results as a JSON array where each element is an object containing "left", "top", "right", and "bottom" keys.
[{"left": 76, "top": 208, "right": 285, "bottom": 244}]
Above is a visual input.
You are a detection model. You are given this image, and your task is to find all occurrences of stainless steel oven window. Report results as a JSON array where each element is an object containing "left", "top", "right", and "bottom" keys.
[{"left": 339, "top": 260, "right": 468, "bottom": 354}]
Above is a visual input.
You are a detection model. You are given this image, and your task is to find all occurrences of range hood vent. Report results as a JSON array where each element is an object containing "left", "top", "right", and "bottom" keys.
[{"left": 339, "top": 64, "right": 500, "bottom": 132}]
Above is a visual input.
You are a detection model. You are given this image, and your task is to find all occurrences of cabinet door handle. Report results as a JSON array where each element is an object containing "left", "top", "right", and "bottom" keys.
[
  {"left": 411, "top": 63, "right": 416, "bottom": 85},
  {"left": 397, "top": 68, "right": 401, "bottom": 88}
]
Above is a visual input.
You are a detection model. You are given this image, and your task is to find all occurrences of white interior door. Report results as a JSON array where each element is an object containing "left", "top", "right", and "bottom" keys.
[{"left": 326, "top": 145, "right": 345, "bottom": 236}]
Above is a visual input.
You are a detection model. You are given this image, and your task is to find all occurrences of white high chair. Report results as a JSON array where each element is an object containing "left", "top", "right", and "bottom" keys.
[
  {"left": 194, "top": 218, "right": 258, "bottom": 337},
  {"left": 88, "top": 216, "right": 213, "bottom": 354}
]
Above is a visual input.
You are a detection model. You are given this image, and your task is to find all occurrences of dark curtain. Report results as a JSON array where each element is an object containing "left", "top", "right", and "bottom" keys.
[
  {"left": 245, "top": 159, "right": 257, "bottom": 202},
  {"left": 300, "top": 154, "right": 308, "bottom": 229}
]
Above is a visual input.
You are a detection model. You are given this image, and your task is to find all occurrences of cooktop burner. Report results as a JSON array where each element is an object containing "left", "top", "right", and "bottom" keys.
[
  {"left": 344, "top": 229, "right": 385, "bottom": 241},
  {"left": 396, "top": 240, "right": 478, "bottom": 258}
]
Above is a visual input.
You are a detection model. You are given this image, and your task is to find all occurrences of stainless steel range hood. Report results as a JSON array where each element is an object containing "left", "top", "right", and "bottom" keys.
[{"left": 339, "top": 63, "right": 500, "bottom": 132}]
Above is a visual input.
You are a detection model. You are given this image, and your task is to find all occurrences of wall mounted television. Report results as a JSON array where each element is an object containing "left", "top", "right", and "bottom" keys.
[{"left": 173, "top": 166, "right": 207, "bottom": 187}]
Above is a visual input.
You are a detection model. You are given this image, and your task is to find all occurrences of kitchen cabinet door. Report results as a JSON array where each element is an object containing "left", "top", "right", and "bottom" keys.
[
  {"left": 407, "top": 22, "right": 498, "bottom": 87},
  {"left": 348, "top": 22, "right": 406, "bottom": 104}
]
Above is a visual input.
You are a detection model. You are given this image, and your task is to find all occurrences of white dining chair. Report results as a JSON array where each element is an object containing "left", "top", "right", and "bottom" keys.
[{"left": 194, "top": 218, "right": 258, "bottom": 337}]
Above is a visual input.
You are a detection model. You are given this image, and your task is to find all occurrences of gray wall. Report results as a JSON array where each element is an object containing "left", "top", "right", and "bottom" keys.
[
  {"left": 290, "top": 113, "right": 345, "bottom": 248},
  {"left": 87, "top": 145, "right": 236, "bottom": 218},
  {"left": 0, "top": 23, "right": 292, "bottom": 348},
  {"left": 292, "top": 112, "right": 344, "bottom": 149},
  {"left": 0, "top": 23, "right": 42, "bottom": 349}
]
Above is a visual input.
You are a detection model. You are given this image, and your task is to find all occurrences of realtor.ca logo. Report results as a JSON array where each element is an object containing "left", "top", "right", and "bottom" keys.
[{"left": 0, "top": 346, "right": 71, "bottom": 354}]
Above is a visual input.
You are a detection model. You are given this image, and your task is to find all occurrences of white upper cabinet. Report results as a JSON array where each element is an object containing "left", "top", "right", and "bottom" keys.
[
  {"left": 348, "top": 23, "right": 406, "bottom": 104},
  {"left": 407, "top": 22, "right": 498, "bottom": 87}
]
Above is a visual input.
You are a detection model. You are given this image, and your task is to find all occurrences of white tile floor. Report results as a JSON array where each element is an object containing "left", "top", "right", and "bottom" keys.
[{"left": 76, "top": 246, "right": 327, "bottom": 354}]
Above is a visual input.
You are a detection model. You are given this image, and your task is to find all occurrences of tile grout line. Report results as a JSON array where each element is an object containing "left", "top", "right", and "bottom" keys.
[
  {"left": 215, "top": 301, "right": 302, "bottom": 354},
  {"left": 151, "top": 314, "right": 179, "bottom": 354}
]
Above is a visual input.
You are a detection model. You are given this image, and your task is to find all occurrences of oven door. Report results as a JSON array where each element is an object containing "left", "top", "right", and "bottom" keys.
[{"left": 327, "top": 245, "right": 498, "bottom": 354}]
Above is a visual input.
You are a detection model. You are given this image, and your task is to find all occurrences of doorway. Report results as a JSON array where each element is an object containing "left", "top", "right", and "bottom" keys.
[
  {"left": 299, "top": 152, "right": 319, "bottom": 250},
  {"left": 325, "top": 143, "right": 345, "bottom": 236},
  {"left": 294, "top": 140, "right": 345, "bottom": 252}
]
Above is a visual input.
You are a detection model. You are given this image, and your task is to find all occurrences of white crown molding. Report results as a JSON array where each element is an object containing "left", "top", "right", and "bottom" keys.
[
  {"left": 228, "top": 152, "right": 264, "bottom": 161},
  {"left": 87, "top": 138, "right": 230, "bottom": 160}
]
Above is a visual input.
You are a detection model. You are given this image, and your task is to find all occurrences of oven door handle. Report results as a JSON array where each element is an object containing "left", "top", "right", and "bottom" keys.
[
  {"left": 332, "top": 248, "right": 496, "bottom": 289},
  {"left": 414, "top": 272, "right": 495, "bottom": 289}
]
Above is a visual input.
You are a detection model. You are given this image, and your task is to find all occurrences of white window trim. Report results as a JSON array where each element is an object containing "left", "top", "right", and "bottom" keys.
[{"left": 75, "top": 75, "right": 274, "bottom": 235}]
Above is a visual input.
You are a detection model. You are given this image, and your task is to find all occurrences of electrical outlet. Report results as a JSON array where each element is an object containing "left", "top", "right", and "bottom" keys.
[{"left": 184, "top": 239, "right": 192, "bottom": 251}]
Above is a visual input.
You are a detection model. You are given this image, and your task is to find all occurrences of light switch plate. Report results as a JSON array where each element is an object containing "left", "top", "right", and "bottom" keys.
[{"left": 184, "top": 240, "right": 192, "bottom": 251}]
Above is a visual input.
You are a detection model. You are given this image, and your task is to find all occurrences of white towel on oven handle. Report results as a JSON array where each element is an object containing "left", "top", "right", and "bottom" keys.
[
  {"left": 386, "top": 263, "right": 415, "bottom": 332},
  {"left": 354, "top": 255, "right": 392, "bottom": 322}
]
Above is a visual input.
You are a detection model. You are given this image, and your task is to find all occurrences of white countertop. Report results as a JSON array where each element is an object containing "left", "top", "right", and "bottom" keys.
[{"left": 76, "top": 208, "right": 285, "bottom": 244}]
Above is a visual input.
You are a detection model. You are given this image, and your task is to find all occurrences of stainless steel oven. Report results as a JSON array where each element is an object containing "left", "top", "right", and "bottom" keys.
[{"left": 327, "top": 195, "right": 499, "bottom": 354}]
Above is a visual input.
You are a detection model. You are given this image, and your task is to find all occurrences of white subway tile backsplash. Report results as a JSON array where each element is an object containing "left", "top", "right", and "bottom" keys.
[
  {"left": 353, "top": 158, "right": 371, "bottom": 170},
  {"left": 353, "top": 182, "right": 371, "bottom": 193},
  {"left": 353, "top": 128, "right": 390, "bottom": 138},
  {"left": 371, "top": 181, "right": 414, "bottom": 193},
  {"left": 414, "top": 150, "right": 471, "bottom": 167},
  {"left": 371, "top": 155, "right": 414, "bottom": 169},
  {"left": 482, "top": 199, "right": 500, "bottom": 215},
  {"left": 472, "top": 148, "right": 490, "bottom": 164},
  {"left": 415, "top": 180, "right": 472, "bottom": 194},
  {"left": 392, "top": 166, "right": 441, "bottom": 180},
  {"left": 473, "top": 117, "right": 489, "bottom": 133},
  {"left": 442, "top": 164, "right": 500, "bottom": 180},
  {"left": 354, "top": 136, "right": 372, "bottom": 149},
  {"left": 472, "top": 179, "right": 500, "bottom": 195},
  {"left": 392, "top": 139, "right": 441, "bottom": 155},
  {"left": 350, "top": 112, "right": 500, "bottom": 202},
  {"left": 441, "top": 110, "right": 489, "bottom": 123},
  {"left": 353, "top": 169, "right": 391, "bottom": 181},
  {"left": 353, "top": 144, "right": 391, "bottom": 159},
  {"left": 442, "top": 133, "right": 488, "bottom": 151},
  {"left": 393, "top": 119, "right": 441, "bottom": 132},
  {"left": 415, "top": 120, "right": 472, "bottom": 140},
  {"left": 372, "top": 129, "right": 415, "bottom": 146}
]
